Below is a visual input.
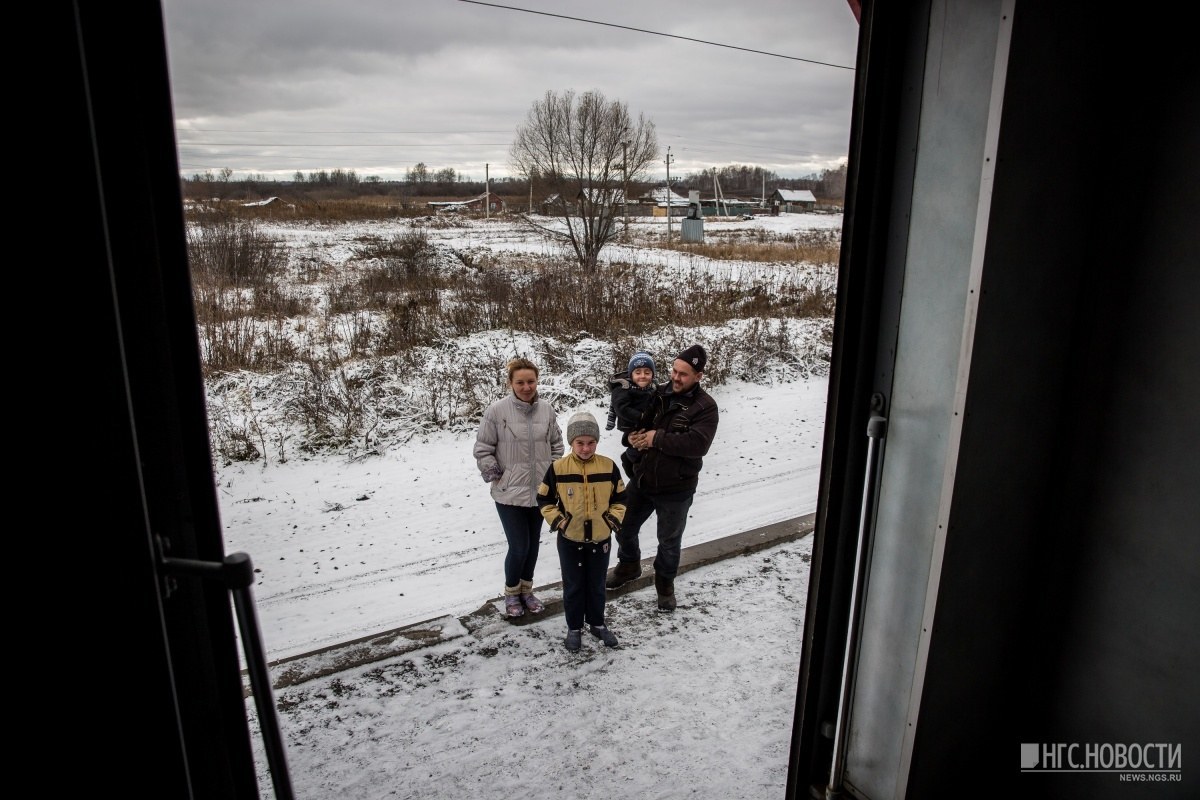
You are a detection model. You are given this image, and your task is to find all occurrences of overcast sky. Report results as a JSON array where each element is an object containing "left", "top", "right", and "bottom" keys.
[{"left": 160, "top": 0, "right": 860, "bottom": 183}]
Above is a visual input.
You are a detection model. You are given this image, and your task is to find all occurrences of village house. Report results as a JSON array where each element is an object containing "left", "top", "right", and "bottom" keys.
[
  {"left": 768, "top": 188, "right": 817, "bottom": 212},
  {"left": 639, "top": 186, "right": 690, "bottom": 217},
  {"left": 426, "top": 192, "right": 503, "bottom": 214},
  {"left": 577, "top": 187, "right": 625, "bottom": 209}
]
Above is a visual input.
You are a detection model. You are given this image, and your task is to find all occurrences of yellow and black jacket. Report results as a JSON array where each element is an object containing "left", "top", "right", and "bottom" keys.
[{"left": 537, "top": 453, "right": 626, "bottom": 542}]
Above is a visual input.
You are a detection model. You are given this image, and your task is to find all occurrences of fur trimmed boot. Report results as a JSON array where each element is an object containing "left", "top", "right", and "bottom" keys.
[
  {"left": 655, "top": 573, "right": 676, "bottom": 613},
  {"left": 503, "top": 585, "right": 524, "bottom": 618},
  {"left": 517, "top": 579, "right": 544, "bottom": 613}
]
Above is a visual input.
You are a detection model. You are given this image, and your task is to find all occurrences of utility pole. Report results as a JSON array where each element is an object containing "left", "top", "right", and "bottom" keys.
[
  {"left": 665, "top": 146, "right": 675, "bottom": 244},
  {"left": 485, "top": 163, "right": 489, "bottom": 219},
  {"left": 622, "top": 136, "right": 629, "bottom": 241}
]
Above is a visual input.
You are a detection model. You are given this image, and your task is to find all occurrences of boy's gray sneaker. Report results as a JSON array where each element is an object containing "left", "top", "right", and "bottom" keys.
[
  {"left": 565, "top": 629, "right": 582, "bottom": 652},
  {"left": 589, "top": 625, "right": 619, "bottom": 647}
]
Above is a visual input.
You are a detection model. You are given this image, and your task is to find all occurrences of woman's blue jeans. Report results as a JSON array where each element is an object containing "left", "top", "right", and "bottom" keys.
[{"left": 495, "top": 502, "right": 543, "bottom": 588}]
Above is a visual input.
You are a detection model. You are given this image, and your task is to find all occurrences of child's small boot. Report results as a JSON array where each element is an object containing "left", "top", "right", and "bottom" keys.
[{"left": 589, "top": 625, "right": 619, "bottom": 647}]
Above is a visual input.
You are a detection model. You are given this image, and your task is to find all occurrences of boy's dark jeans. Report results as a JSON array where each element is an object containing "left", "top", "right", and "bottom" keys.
[
  {"left": 557, "top": 533, "right": 611, "bottom": 629},
  {"left": 614, "top": 482, "right": 695, "bottom": 580}
]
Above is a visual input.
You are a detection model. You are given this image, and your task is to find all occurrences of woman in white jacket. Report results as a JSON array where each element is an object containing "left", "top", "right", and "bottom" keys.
[{"left": 474, "top": 357, "right": 564, "bottom": 618}]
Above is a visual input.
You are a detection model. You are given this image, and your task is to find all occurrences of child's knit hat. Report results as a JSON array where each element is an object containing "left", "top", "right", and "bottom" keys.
[
  {"left": 627, "top": 351, "right": 656, "bottom": 378},
  {"left": 567, "top": 411, "right": 601, "bottom": 443}
]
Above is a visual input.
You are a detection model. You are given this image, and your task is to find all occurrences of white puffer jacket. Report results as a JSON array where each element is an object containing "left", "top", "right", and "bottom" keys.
[{"left": 473, "top": 393, "right": 564, "bottom": 507}]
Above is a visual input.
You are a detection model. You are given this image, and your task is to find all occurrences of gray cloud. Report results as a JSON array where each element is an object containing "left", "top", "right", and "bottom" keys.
[{"left": 163, "top": 0, "right": 859, "bottom": 180}]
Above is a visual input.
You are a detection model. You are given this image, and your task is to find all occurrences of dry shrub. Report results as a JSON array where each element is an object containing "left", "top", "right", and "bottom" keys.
[
  {"left": 377, "top": 298, "right": 442, "bottom": 354},
  {"left": 673, "top": 229, "right": 841, "bottom": 265},
  {"left": 187, "top": 213, "right": 287, "bottom": 286},
  {"left": 286, "top": 358, "right": 378, "bottom": 452},
  {"left": 189, "top": 206, "right": 841, "bottom": 462},
  {"left": 351, "top": 232, "right": 445, "bottom": 308}
]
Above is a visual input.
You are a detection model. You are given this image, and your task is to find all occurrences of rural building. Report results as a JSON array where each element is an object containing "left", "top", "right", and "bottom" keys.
[
  {"left": 426, "top": 192, "right": 503, "bottom": 214},
  {"left": 700, "top": 198, "right": 755, "bottom": 216},
  {"left": 640, "top": 186, "right": 690, "bottom": 217},
  {"left": 768, "top": 188, "right": 817, "bottom": 212},
  {"left": 577, "top": 187, "right": 625, "bottom": 209}
]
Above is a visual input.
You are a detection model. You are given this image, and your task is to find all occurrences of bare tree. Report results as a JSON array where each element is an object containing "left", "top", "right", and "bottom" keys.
[
  {"left": 510, "top": 89, "right": 658, "bottom": 270},
  {"left": 406, "top": 162, "right": 429, "bottom": 185}
]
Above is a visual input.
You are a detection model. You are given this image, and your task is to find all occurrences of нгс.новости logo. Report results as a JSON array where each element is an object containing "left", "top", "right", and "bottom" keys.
[{"left": 1021, "top": 742, "right": 1182, "bottom": 782}]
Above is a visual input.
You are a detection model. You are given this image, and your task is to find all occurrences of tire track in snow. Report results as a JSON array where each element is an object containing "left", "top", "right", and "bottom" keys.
[{"left": 254, "top": 539, "right": 507, "bottom": 607}]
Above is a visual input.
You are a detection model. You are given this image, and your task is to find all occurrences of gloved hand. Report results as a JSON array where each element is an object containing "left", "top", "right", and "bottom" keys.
[
  {"left": 481, "top": 465, "right": 502, "bottom": 483},
  {"left": 603, "top": 511, "right": 622, "bottom": 535},
  {"left": 549, "top": 511, "right": 572, "bottom": 533}
]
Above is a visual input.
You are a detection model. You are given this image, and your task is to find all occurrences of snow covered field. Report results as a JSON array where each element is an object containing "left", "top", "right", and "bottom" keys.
[
  {"left": 210, "top": 212, "right": 841, "bottom": 798},
  {"left": 214, "top": 212, "right": 839, "bottom": 661}
]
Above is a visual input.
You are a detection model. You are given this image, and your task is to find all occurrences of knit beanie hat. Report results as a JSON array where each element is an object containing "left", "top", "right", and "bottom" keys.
[
  {"left": 627, "top": 351, "right": 656, "bottom": 378},
  {"left": 566, "top": 411, "right": 600, "bottom": 443},
  {"left": 676, "top": 344, "right": 707, "bottom": 373}
]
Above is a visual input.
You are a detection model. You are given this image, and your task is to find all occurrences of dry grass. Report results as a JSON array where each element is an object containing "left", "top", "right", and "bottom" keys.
[
  {"left": 187, "top": 203, "right": 840, "bottom": 462},
  {"left": 185, "top": 194, "right": 529, "bottom": 223},
  {"left": 635, "top": 227, "right": 842, "bottom": 266}
]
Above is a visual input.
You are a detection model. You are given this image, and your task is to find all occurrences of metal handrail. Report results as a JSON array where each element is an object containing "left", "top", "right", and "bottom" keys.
[
  {"left": 160, "top": 547, "right": 295, "bottom": 800},
  {"left": 826, "top": 412, "right": 888, "bottom": 798}
]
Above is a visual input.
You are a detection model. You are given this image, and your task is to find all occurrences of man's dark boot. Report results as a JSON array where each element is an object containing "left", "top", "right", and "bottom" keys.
[
  {"left": 655, "top": 573, "right": 676, "bottom": 613},
  {"left": 606, "top": 560, "right": 642, "bottom": 590}
]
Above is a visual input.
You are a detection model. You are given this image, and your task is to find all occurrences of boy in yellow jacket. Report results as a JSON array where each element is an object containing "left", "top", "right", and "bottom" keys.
[{"left": 538, "top": 411, "right": 627, "bottom": 651}]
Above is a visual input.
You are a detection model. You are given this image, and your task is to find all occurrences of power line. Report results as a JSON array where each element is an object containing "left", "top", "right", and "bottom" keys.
[
  {"left": 180, "top": 128, "right": 512, "bottom": 134},
  {"left": 457, "top": 0, "right": 855, "bottom": 70},
  {"left": 177, "top": 142, "right": 509, "bottom": 147},
  {"left": 666, "top": 133, "right": 828, "bottom": 159}
]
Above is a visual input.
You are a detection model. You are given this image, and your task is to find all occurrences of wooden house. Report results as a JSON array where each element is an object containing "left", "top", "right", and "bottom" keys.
[{"left": 769, "top": 188, "right": 817, "bottom": 212}]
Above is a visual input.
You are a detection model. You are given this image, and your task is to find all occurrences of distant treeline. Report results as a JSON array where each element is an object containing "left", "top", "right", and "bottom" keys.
[{"left": 182, "top": 163, "right": 847, "bottom": 205}]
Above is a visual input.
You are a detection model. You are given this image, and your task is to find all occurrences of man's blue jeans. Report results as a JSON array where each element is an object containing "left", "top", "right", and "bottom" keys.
[{"left": 614, "top": 482, "right": 695, "bottom": 579}]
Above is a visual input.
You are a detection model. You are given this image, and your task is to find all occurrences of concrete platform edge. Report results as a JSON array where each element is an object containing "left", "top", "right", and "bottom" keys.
[{"left": 259, "top": 513, "right": 816, "bottom": 691}]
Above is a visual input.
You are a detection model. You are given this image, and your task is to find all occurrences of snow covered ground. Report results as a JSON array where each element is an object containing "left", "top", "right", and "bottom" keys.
[
  {"left": 210, "top": 212, "right": 839, "bottom": 797},
  {"left": 253, "top": 534, "right": 815, "bottom": 800},
  {"left": 219, "top": 376, "right": 828, "bottom": 661}
]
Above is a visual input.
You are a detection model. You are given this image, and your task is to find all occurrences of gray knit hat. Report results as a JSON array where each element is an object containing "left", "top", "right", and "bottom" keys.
[{"left": 566, "top": 411, "right": 600, "bottom": 443}]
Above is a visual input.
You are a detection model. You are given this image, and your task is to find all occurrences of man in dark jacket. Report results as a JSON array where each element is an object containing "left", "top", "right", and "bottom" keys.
[{"left": 605, "top": 344, "right": 719, "bottom": 612}]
